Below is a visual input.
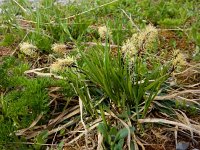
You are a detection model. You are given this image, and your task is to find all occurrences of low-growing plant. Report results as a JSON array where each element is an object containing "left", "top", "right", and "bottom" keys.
[
  {"left": 0, "top": 57, "right": 75, "bottom": 149},
  {"left": 98, "top": 122, "right": 135, "bottom": 150}
]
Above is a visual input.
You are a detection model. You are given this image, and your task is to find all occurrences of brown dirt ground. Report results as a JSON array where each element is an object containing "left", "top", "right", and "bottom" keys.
[{"left": 0, "top": 46, "right": 12, "bottom": 57}]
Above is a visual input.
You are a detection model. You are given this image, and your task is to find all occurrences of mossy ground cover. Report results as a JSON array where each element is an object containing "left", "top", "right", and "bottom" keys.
[{"left": 0, "top": 0, "right": 200, "bottom": 149}]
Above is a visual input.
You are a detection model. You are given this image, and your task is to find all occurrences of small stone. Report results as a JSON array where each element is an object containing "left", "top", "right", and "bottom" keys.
[{"left": 176, "top": 142, "right": 189, "bottom": 150}]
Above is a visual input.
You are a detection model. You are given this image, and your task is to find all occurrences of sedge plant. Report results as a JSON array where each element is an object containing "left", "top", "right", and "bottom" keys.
[
  {"left": 66, "top": 43, "right": 170, "bottom": 119},
  {"left": 63, "top": 43, "right": 171, "bottom": 149}
]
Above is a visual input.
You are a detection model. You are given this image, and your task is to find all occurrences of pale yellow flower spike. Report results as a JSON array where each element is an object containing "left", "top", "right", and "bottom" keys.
[
  {"left": 98, "top": 25, "right": 112, "bottom": 40},
  {"left": 122, "top": 25, "right": 158, "bottom": 62},
  {"left": 172, "top": 49, "right": 186, "bottom": 66},
  {"left": 19, "top": 42, "right": 37, "bottom": 57},
  {"left": 141, "top": 25, "right": 158, "bottom": 50},
  {"left": 50, "top": 56, "right": 75, "bottom": 73},
  {"left": 51, "top": 43, "right": 67, "bottom": 55}
]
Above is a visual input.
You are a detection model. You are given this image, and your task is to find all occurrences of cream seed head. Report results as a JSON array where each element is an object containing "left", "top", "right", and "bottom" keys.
[
  {"left": 122, "top": 38, "right": 137, "bottom": 59},
  {"left": 136, "top": 25, "right": 158, "bottom": 50},
  {"left": 122, "top": 25, "right": 158, "bottom": 61},
  {"left": 98, "top": 25, "right": 112, "bottom": 40},
  {"left": 172, "top": 49, "right": 186, "bottom": 66},
  {"left": 50, "top": 56, "right": 75, "bottom": 73},
  {"left": 122, "top": 33, "right": 138, "bottom": 61},
  {"left": 19, "top": 42, "right": 37, "bottom": 57},
  {"left": 51, "top": 43, "right": 67, "bottom": 55}
]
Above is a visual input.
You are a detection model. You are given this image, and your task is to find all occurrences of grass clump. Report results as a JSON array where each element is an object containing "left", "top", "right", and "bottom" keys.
[{"left": 69, "top": 45, "right": 169, "bottom": 117}]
